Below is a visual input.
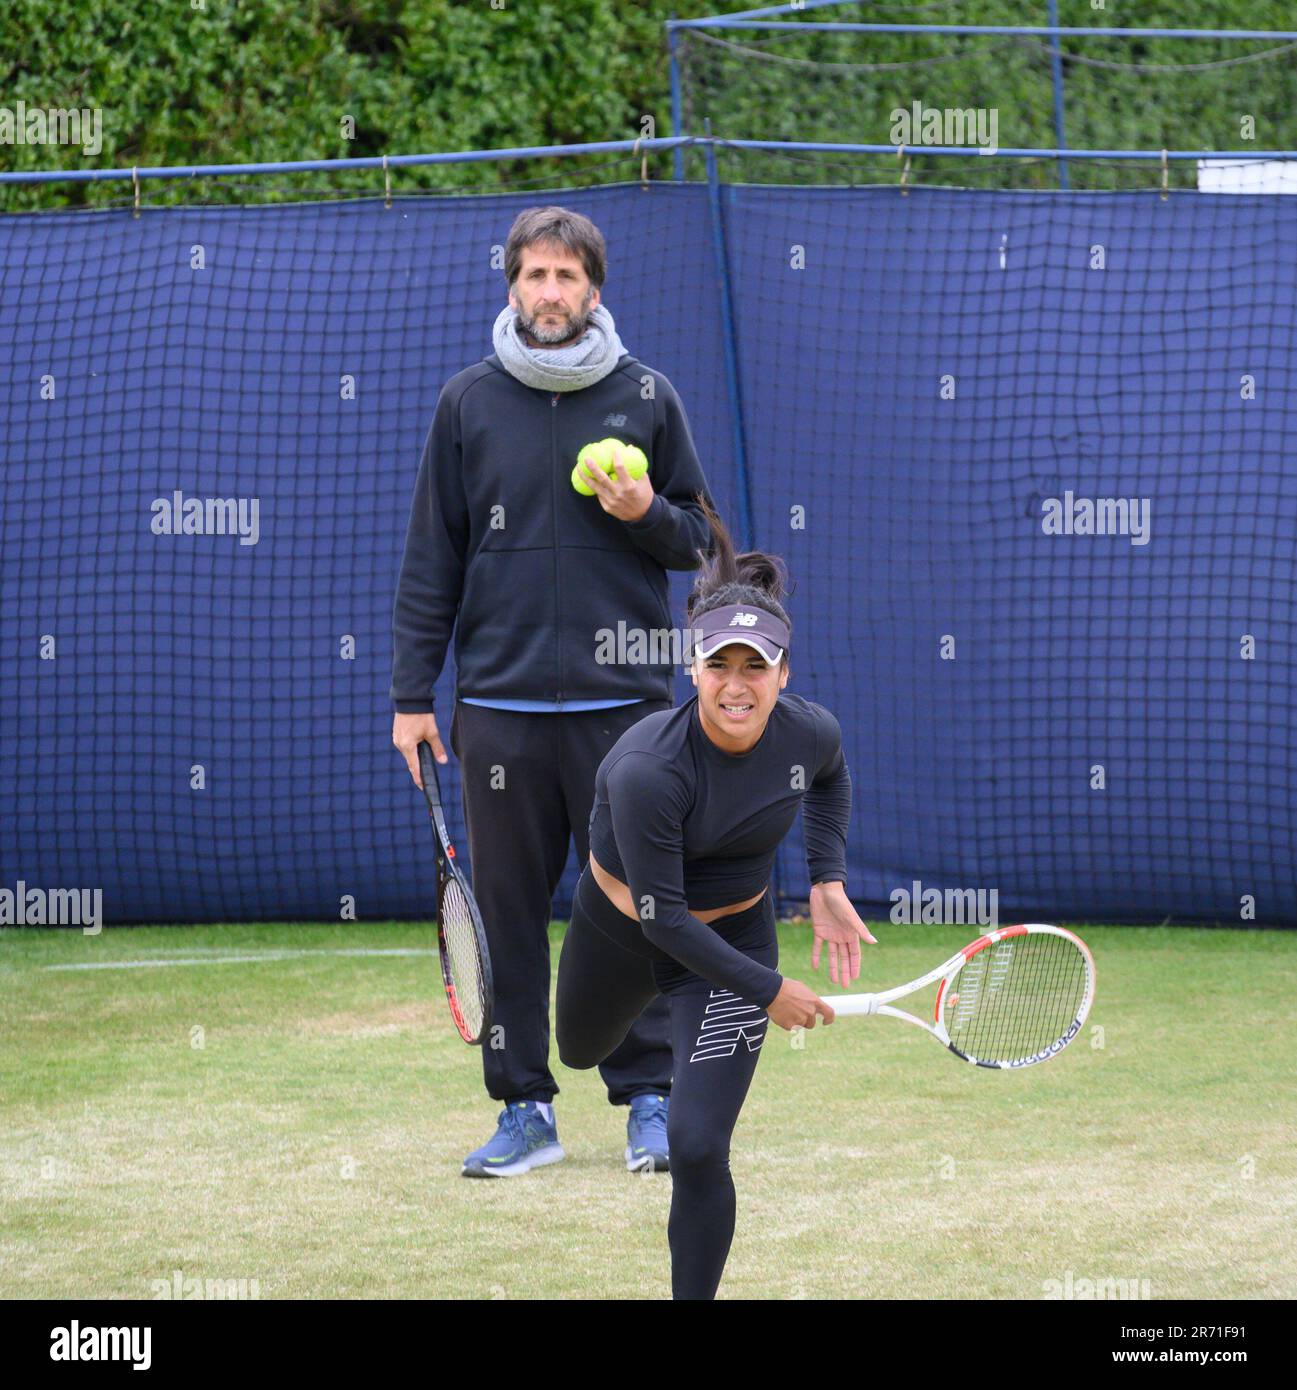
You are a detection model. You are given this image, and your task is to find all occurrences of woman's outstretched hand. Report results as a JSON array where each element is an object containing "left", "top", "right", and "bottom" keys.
[{"left": 809, "top": 881, "right": 877, "bottom": 987}]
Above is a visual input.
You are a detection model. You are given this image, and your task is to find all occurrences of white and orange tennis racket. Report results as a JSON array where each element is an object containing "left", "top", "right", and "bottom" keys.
[
  {"left": 829, "top": 924, "right": 1095, "bottom": 1069},
  {"left": 417, "top": 741, "right": 494, "bottom": 1046}
]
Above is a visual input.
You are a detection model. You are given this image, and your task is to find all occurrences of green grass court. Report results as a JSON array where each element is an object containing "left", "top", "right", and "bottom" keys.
[{"left": 2, "top": 920, "right": 1294, "bottom": 1300}]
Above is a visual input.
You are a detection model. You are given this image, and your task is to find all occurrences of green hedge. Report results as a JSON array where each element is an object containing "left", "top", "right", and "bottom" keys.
[{"left": 2, "top": 0, "right": 1295, "bottom": 208}]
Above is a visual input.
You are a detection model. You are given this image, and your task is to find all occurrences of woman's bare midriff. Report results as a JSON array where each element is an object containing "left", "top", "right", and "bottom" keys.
[{"left": 589, "top": 852, "right": 767, "bottom": 925}]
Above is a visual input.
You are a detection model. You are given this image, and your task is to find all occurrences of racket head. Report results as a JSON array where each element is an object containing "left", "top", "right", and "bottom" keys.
[
  {"left": 935, "top": 924, "right": 1095, "bottom": 1069},
  {"left": 436, "top": 863, "right": 494, "bottom": 1045},
  {"left": 417, "top": 742, "right": 494, "bottom": 1046}
]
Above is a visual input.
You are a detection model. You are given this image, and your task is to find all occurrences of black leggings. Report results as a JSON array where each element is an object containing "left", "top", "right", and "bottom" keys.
[{"left": 556, "top": 866, "right": 776, "bottom": 1300}]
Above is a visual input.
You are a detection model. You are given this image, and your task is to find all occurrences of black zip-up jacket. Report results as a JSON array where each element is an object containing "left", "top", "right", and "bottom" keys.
[{"left": 391, "top": 353, "right": 713, "bottom": 713}]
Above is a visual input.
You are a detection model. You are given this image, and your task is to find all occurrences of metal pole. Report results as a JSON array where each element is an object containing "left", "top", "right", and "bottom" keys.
[
  {"left": 671, "top": 20, "right": 1297, "bottom": 39},
  {"left": 669, "top": 19, "right": 685, "bottom": 182},
  {"left": 701, "top": 118, "right": 753, "bottom": 553},
  {"left": 5, "top": 139, "right": 1296, "bottom": 189},
  {"left": 1047, "top": 0, "right": 1069, "bottom": 189}
]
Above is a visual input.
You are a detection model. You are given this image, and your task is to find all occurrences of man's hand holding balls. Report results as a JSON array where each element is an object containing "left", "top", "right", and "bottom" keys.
[{"left": 571, "top": 438, "right": 653, "bottom": 522}]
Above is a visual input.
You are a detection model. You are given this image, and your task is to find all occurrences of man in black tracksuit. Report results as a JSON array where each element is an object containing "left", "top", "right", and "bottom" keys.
[{"left": 391, "top": 206, "right": 714, "bottom": 1177}]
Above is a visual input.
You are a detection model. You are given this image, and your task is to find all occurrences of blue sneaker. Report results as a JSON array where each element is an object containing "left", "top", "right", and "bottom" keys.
[
  {"left": 462, "top": 1102, "right": 565, "bottom": 1179},
  {"left": 625, "top": 1093, "right": 670, "bottom": 1173}
]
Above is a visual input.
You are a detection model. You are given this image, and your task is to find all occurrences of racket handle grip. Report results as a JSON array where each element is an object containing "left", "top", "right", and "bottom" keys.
[{"left": 826, "top": 993, "right": 879, "bottom": 1017}]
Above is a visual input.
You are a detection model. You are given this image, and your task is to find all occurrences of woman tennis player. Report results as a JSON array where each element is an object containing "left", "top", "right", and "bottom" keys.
[{"left": 556, "top": 498, "right": 876, "bottom": 1300}]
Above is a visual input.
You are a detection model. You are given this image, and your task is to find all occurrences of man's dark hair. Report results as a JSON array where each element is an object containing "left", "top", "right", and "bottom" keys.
[{"left": 504, "top": 206, "right": 607, "bottom": 292}]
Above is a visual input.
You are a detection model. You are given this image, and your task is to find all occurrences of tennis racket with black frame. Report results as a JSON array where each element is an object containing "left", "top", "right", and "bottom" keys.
[
  {"left": 417, "top": 741, "right": 494, "bottom": 1046},
  {"left": 829, "top": 923, "right": 1095, "bottom": 1069}
]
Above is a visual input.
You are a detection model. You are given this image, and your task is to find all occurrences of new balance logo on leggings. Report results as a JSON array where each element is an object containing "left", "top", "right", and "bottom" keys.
[{"left": 690, "top": 990, "right": 768, "bottom": 1062}]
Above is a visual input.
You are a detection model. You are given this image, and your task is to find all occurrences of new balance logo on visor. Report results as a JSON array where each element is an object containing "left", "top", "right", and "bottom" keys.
[{"left": 729, "top": 612, "right": 760, "bottom": 627}]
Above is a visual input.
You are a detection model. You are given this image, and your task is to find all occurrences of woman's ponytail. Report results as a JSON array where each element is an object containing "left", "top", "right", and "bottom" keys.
[{"left": 685, "top": 494, "right": 792, "bottom": 640}]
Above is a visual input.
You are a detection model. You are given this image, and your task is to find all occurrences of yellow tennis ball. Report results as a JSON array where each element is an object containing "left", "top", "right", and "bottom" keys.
[
  {"left": 598, "top": 437, "right": 648, "bottom": 481},
  {"left": 572, "top": 438, "right": 648, "bottom": 494},
  {"left": 572, "top": 439, "right": 616, "bottom": 495},
  {"left": 619, "top": 443, "right": 649, "bottom": 481}
]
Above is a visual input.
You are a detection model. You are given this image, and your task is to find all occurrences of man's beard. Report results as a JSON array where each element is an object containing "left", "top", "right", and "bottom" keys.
[{"left": 519, "top": 296, "right": 594, "bottom": 346}]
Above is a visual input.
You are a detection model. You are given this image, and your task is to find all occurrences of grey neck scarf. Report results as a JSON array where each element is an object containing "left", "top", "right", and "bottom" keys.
[{"left": 492, "top": 302, "right": 626, "bottom": 392}]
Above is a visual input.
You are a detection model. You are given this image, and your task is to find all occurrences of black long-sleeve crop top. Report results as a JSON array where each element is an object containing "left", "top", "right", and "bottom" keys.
[{"left": 586, "top": 692, "right": 852, "bottom": 1007}]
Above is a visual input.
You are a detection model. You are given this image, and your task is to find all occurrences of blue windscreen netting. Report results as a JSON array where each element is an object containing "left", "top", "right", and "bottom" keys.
[{"left": 1, "top": 181, "right": 1293, "bottom": 924}]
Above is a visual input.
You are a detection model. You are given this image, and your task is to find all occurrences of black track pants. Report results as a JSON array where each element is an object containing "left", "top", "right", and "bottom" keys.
[
  {"left": 557, "top": 865, "right": 776, "bottom": 1299},
  {"left": 450, "top": 698, "right": 673, "bottom": 1106}
]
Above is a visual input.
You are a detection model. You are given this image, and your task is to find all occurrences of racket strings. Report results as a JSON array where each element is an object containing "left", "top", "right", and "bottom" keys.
[
  {"left": 985, "top": 935, "right": 1082, "bottom": 1061},
  {"left": 440, "top": 875, "right": 488, "bottom": 1040},
  {"left": 947, "top": 932, "right": 1089, "bottom": 1064}
]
